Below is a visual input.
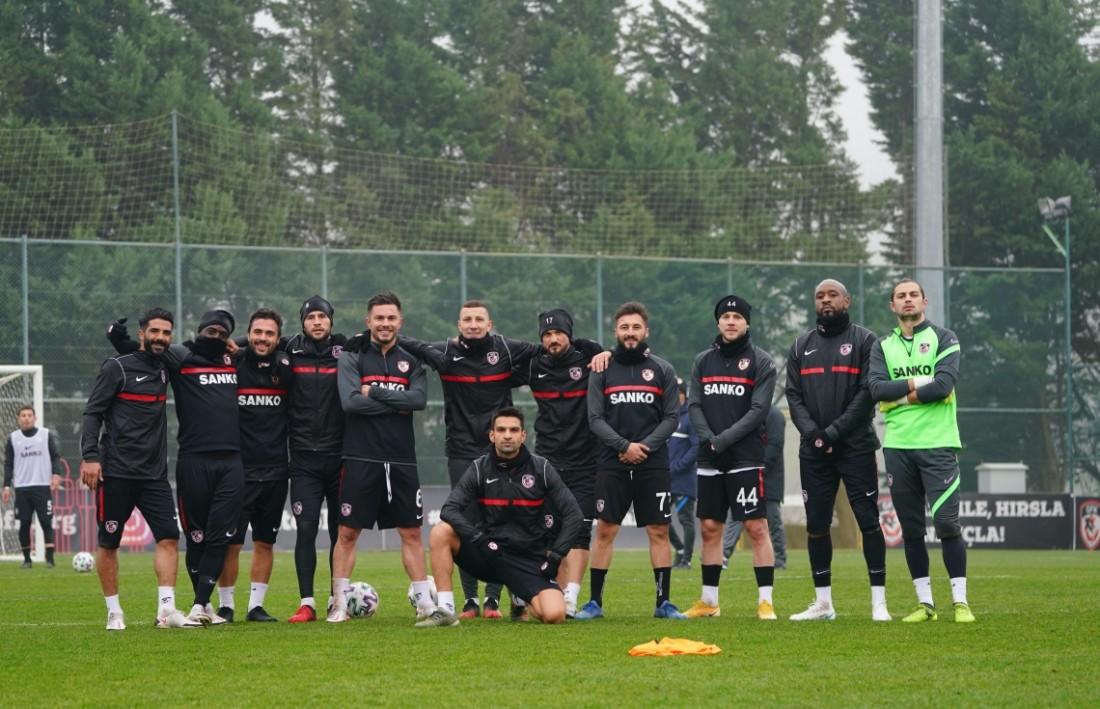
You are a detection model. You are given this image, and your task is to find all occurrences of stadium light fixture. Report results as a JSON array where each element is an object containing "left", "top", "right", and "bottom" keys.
[{"left": 1038, "top": 195, "right": 1073, "bottom": 497}]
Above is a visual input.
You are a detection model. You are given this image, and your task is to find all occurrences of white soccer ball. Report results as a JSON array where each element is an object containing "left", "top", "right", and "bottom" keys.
[
  {"left": 72, "top": 551, "right": 95, "bottom": 573},
  {"left": 345, "top": 581, "right": 379, "bottom": 618},
  {"left": 407, "top": 575, "right": 438, "bottom": 617}
]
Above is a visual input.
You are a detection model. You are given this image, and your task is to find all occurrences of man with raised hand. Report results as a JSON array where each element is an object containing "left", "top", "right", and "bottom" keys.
[
  {"left": 868, "top": 279, "right": 974, "bottom": 623},
  {"left": 786, "top": 279, "right": 889, "bottom": 622},
  {"left": 577, "top": 301, "right": 686, "bottom": 621},
  {"left": 328, "top": 292, "right": 434, "bottom": 623},
  {"left": 684, "top": 295, "right": 779, "bottom": 621},
  {"left": 83, "top": 307, "right": 200, "bottom": 630},
  {"left": 418, "top": 406, "right": 582, "bottom": 628}
]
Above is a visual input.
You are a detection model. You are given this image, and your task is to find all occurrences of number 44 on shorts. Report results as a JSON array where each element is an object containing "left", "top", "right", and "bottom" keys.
[{"left": 737, "top": 486, "right": 758, "bottom": 507}]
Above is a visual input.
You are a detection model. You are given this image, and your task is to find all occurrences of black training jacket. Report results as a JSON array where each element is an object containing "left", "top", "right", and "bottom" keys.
[{"left": 236, "top": 347, "right": 295, "bottom": 475}]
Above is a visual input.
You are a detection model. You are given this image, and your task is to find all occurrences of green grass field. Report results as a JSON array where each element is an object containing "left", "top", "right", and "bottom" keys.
[{"left": 2, "top": 548, "right": 1096, "bottom": 708}]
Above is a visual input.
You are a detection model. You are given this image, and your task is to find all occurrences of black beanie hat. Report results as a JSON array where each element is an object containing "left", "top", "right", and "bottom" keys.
[
  {"left": 198, "top": 309, "right": 235, "bottom": 335},
  {"left": 300, "top": 295, "right": 334, "bottom": 325},
  {"left": 714, "top": 295, "right": 752, "bottom": 324},
  {"left": 538, "top": 308, "right": 574, "bottom": 338}
]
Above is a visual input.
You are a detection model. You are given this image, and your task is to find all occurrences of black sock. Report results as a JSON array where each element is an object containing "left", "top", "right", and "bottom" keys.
[
  {"left": 807, "top": 534, "right": 833, "bottom": 587},
  {"left": 654, "top": 567, "right": 671, "bottom": 607},
  {"left": 22, "top": 546, "right": 31, "bottom": 563},
  {"left": 45, "top": 546, "right": 55, "bottom": 563},
  {"left": 861, "top": 527, "right": 887, "bottom": 587},
  {"left": 701, "top": 564, "right": 722, "bottom": 587},
  {"left": 590, "top": 568, "right": 608, "bottom": 606},
  {"left": 903, "top": 537, "right": 930, "bottom": 579},
  {"left": 185, "top": 547, "right": 202, "bottom": 594},
  {"left": 753, "top": 565, "right": 774, "bottom": 588},
  {"left": 294, "top": 519, "right": 319, "bottom": 598},
  {"left": 941, "top": 534, "right": 967, "bottom": 578}
]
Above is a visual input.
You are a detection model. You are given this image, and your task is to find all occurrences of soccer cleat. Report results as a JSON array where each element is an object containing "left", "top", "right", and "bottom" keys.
[
  {"left": 216, "top": 606, "right": 235, "bottom": 623},
  {"left": 790, "top": 599, "right": 836, "bottom": 621},
  {"left": 901, "top": 603, "right": 938, "bottom": 623},
  {"left": 953, "top": 602, "right": 976, "bottom": 623},
  {"left": 246, "top": 606, "right": 278, "bottom": 623},
  {"left": 287, "top": 604, "right": 317, "bottom": 623},
  {"left": 156, "top": 609, "right": 203, "bottom": 628},
  {"left": 510, "top": 602, "right": 528, "bottom": 622},
  {"left": 872, "top": 601, "right": 893, "bottom": 622},
  {"left": 483, "top": 597, "right": 503, "bottom": 619},
  {"left": 204, "top": 604, "right": 229, "bottom": 625},
  {"left": 565, "top": 598, "right": 577, "bottom": 619},
  {"left": 671, "top": 560, "right": 692, "bottom": 571},
  {"left": 458, "top": 598, "right": 480, "bottom": 619},
  {"left": 106, "top": 611, "right": 126, "bottom": 631},
  {"left": 46, "top": 560, "right": 55, "bottom": 569},
  {"left": 574, "top": 600, "right": 604, "bottom": 620},
  {"left": 415, "top": 608, "right": 460, "bottom": 628},
  {"left": 684, "top": 600, "right": 721, "bottom": 618},
  {"left": 654, "top": 600, "right": 687, "bottom": 619},
  {"left": 326, "top": 607, "right": 349, "bottom": 623},
  {"left": 186, "top": 609, "right": 213, "bottom": 627},
  {"left": 757, "top": 600, "right": 777, "bottom": 620},
  {"left": 21, "top": 561, "right": 32, "bottom": 569}
]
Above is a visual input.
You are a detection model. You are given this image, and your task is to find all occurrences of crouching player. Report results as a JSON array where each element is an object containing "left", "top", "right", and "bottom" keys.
[{"left": 417, "top": 407, "right": 582, "bottom": 627}]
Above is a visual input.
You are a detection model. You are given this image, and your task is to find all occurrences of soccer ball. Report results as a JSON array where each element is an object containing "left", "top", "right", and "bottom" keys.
[
  {"left": 72, "top": 551, "right": 95, "bottom": 573},
  {"left": 345, "top": 581, "right": 379, "bottom": 618},
  {"left": 407, "top": 575, "right": 438, "bottom": 617}
]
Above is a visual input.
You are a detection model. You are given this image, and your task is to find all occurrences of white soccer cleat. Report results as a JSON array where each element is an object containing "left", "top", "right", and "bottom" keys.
[
  {"left": 326, "top": 607, "right": 350, "bottom": 623},
  {"left": 789, "top": 599, "right": 836, "bottom": 621},
  {"left": 187, "top": 606, "right": 213, "bottom": 627},
  {"left": 565, "top": 598, "right": 577, "bottom": 619},
  {"left": 203, "top": 604, "right": 229, "bottom": 625},
  {"left": 106, "top": 611, "right": 126, "bottom": 631},
  {"left": 872, "top": 601, "right": 893, "bottom": 622},
  {"left": 156, "top": 609, "right": 203, "bottom": 628}
]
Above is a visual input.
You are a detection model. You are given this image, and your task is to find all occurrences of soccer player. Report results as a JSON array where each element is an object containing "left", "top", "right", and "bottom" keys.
[
  {"left": 417, "top": 407, "right": 583, "bottom": 627},
  {"left": 328, "top": 292, "right": 434, "bottom": 623},
  {"left": 82, "top": 307, "right": 200, "bottom": 630},
  {"left": 868, "top": 279, "right": 974, "bottom": 623},
  {"left": 4, "top": 405, "right": 63, "bottom": 568},
  {"left": 400, "top": 301, "right": 586, "bottom": 619},
  {"left": 512, "top": 308, "right": 603, "bottom": 618},
  {"left": 684, "top": 295, "right": 778, "bottom": 620},
  {"left": 786, "top": 279, "right": 890, "bottom": 622},
  {"left": 577, "top": 301, "right": 686, "bottom": 620},
  {"left": 214, "top": 308, "right": 295, "bottom": 623}
]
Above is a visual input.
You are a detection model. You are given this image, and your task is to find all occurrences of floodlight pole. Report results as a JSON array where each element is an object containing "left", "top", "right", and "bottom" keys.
[{"left": 1041, "top": 210, "right": 1072, "bottom": 495}]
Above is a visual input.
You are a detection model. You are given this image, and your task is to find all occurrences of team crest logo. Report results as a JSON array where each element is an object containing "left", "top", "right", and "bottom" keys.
[
  {"left": 596, "top": 499, "right": 605, "bottom": 513},
  {"left": 522, "top": 474, "right": 535, "bottom": 488},
  {"left": 191, "top": 530, "right": 204, "bottom": 544},
  {"left": 801, "top": 490, "right": 808, "bottom": 504},
  {"left": 887, "top": 473, "right": 893, "bottom": 487},
  {"left": 105, "top": 521, "right": 118, "bottom": 533},
  {"left": 1079, "top": 500, "right": 1100, "bottom": 551},
  {"left": 271, "top": 376, "right": 279, "bottom": 385},
  {"left": 569, "top": 367, "right": 583, "bottom": 381},
  {"left": 919, "top": 343, "right": 931, "bottom": 354},
  {"left": 840, "top": 344, "right": 853, "bottom": 356},
  {"left": 487, "top": 351, "right": 500, "bottom": 365},
  {"left": 280, "top": 357, "right": 290, "bottom": 367},
  {"left": 642, "top": 368, "right": 655, "bottom": 381},
  {"left": 292, "top": 501, "right": 303, "bottom": 516},
  {"left": 545, "top": 515, "right": 554, "bottom": 529},
  {"left": 878, "top": 496, "right": 903, "bottom": 547},
  {"left": 738, "top": 358, "right": 751, "bottom": 371},
  {"left": 332, "top": 345, "right": 343, "bottom": 358},
  {"left": 223, "top": 353, "right": 233, "bottom": 365},
  {"left": 341, "top": 503, "right": 352, "bottom": 517},
  {"left": 397, "top": 360, "right": 410, "bottom": 373}
]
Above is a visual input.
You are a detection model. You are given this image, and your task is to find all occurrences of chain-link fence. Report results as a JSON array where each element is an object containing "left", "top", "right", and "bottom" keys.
[{"left": 2, "top": 238, "right": 1090, "bottom": 493}]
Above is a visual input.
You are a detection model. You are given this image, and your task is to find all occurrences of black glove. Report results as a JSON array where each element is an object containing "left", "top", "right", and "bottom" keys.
[
  {"left": 343, "top": 331, "right": 369, "bottom": 353},
  {"left": 107, "top": 318, "right": 129, "bottom": 345},
  {"left": 811, "top": 429, "right": 836, "bottom": 455},
  {"left": 703, "top": 439, "right": 738, "bottom": 472},
  {"left": 541, "top": 551, "right": 564, "bottom": 580}
]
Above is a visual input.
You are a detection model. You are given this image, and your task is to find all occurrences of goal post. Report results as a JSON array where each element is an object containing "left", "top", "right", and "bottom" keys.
[{"left": 0, "top": 365, "right": 47, "bottom": 562}]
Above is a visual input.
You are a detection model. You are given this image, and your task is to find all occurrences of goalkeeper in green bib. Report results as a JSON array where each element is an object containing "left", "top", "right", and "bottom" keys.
[{"left": 868, "top": 279, "right": 975, "bottom": 623}]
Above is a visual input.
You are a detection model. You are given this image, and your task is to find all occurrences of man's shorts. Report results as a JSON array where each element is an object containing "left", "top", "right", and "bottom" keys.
[
  {"left": 231, "top": 478, "right": 290, "bottom": 545},
  {"left": 696, "top": 467, "right": 767, "bottom": 523},
  {"left": 289, "top": 451, "right": 343, "bottom": 524},
  {"left": 338, "top": 459, "right": 423, "bottom": 530},
  {"left": 14, "top": 486, "right": 51, "bottom": 523},
  {"left": 453, "top": 540, "right": 558, "bottom": 604},
  {"left": 176, "top": 454, "right": 244, "bottom": 547},
  {"left": 595, "top": 467, "right": 672, "bottom": 527},
  {"left": 556, "top": 466, "right": 596, "bottom": 549},
  {"left": 96, "top": 476, "right": 180, "bottom": 549}
]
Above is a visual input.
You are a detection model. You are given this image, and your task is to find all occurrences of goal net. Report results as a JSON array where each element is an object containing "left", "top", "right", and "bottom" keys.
[{"left": 0, "top": 366, "right": 46, "bottom": 562}]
